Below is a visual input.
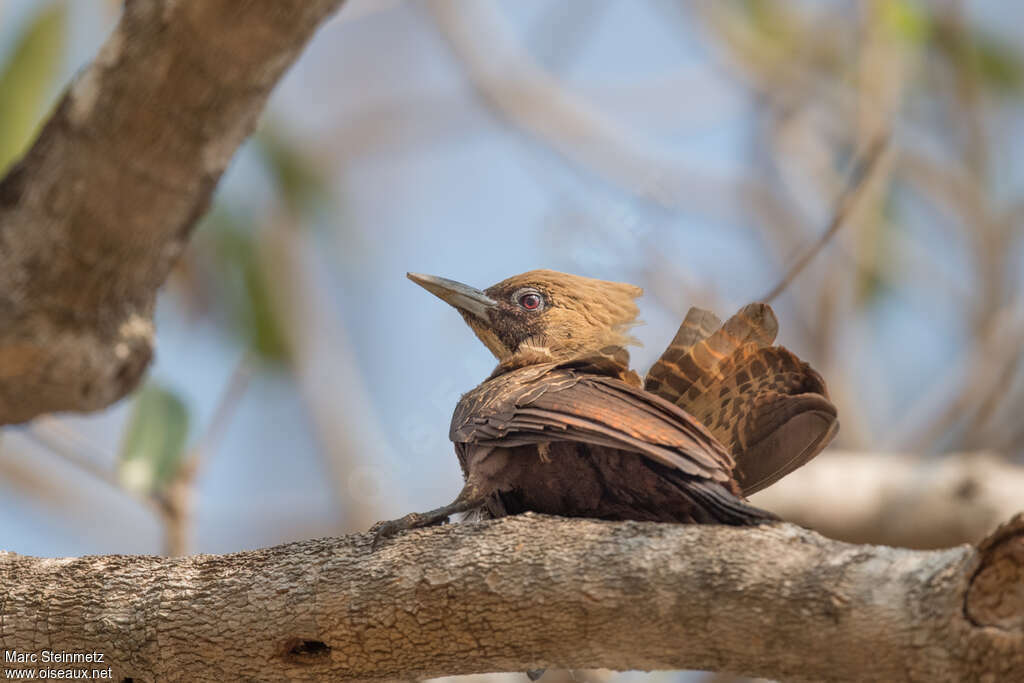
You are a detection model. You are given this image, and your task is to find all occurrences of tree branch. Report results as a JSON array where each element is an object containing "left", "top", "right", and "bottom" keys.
[
  {"left": 751, "top": 450, "right": 1024, "bottom": 549},
  {"left": 1, "top": 513, "right": 1021, "bottom": 681},
  {"left": 0, "top": 0, "right": 345, "bottom": 425}
]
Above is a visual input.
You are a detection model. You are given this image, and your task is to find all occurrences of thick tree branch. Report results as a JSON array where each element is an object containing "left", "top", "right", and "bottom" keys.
[
  {"left": 751, "top": 450, "right": 1024, "bottom": 548},
  {"left": 0, "top": 0, "right": 345, "bottom": 425},
  {"left": 1, "top": 513, "right": 1021, "bottom": 682}
]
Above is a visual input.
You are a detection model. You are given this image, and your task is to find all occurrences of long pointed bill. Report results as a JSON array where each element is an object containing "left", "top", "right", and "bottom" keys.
[{"left": 407, "top": 272, "right": 497, "bottom": 320}]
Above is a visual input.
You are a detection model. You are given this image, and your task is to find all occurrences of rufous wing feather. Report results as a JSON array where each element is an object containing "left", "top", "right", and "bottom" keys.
[
  {"left": 644, "top": 303, "right": 778, "bottom": 402},
  {"left": 646, "top": 304, "right": 838, "bottom": 495},
  {"left": 731, "top": 393, "right": 838, "bottom": 495},
  {"left": 452, "top": 352, "right": 778, "bottom": 524},
  {"left": 643, "top": 307, "right": 721, "bottom": 401},
  {"left": 681, "top": 344, "right": 838, "bottom": 495}
]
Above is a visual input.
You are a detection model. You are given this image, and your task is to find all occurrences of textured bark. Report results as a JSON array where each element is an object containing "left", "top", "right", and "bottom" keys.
[
  {"left": 0, "top": 0, "right": 345, "bottom": 425},
  {"left": 751, "top": 450, "right": 1024, "bottom": 548},
  {"left": 1, "top": 513, "right": 1021, "bottom": 682}
]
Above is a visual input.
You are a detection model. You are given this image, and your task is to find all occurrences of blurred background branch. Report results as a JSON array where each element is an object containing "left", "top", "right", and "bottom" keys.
[{"left": 750, "top": 448, "right": 1024, "bottom": 549}]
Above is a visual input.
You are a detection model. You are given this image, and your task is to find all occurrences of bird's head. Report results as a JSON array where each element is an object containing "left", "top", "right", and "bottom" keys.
[{"left": 408, "top": 269, "right": 643, "bottom": 365}]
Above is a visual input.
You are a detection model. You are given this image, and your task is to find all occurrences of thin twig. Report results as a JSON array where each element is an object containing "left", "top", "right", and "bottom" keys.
[
  {"left": 160, "top": 353, "right": 253, "bottom": 556},
  {"left": 185, "top": 354, "right": 254, "bottom": 480},
  {"left": 761, "top": 133, "right": 890, "bottom": 303},
  {"left": 425, "top": 0, "right": 802, "bottom": 231},
  {"left": 16, "top": 421, "right": 160, "bottom": 514},
  {"left": 17, "top": 355, "right": 252, "bottom": 557},
  {"left": 894, "top": 306, "right": 1024, "bottom": 453}
]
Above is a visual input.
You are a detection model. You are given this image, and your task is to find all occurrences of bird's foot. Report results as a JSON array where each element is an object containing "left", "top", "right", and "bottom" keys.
[
  {"left": 372, "top": 510, "right": 449, "bottom": 547},
  {"left": 371, "top": 495, "right": 482, "bottom": 550},
  {"left": 370, "top": 484, "right": 487, "bottom": 550}
]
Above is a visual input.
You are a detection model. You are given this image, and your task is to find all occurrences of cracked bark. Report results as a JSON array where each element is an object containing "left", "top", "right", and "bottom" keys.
[
  {"left": 0, "top": 0, "right": 345, "bottom": 425},
  {"left": 0, "top": 513, "right": 1021, "bottom": 682}
]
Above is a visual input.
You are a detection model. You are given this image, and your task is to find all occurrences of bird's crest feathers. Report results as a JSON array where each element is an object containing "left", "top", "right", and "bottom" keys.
[{"left": 483, "top": 269, "right": 643, "bottom": 365}]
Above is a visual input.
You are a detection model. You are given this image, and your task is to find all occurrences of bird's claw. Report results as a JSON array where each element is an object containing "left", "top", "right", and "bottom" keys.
[{"left": 370, "top": 511, "right": 449, "bottom": 550}]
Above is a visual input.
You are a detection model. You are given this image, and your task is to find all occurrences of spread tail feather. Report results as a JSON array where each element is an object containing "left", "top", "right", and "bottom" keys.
[
  {"left": 644, "top": 303, "right": 777, "bottom": 403},
  {"left": 733, "top": 404, "right": 838, "bottom": 494},
  {"left": 646, "top": 304, "right": 838, "bottom": 495}
]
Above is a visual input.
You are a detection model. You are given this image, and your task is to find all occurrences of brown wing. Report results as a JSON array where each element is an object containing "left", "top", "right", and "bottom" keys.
[
  {"left": 731, "top": 394, "right": 838, "bottom": 495},
  {"left": 683, "top": 345, "right": 838, "bottom": 494},
  {"left": 644, "top": 304, "right": 777, "bottom": 402},
  {"left": 644, "top": 306, "right": 722, "bottom": 398},
  {"left": 451, "top": 362, "right": 736, "bottom": 485},
  {"left": 646, "top": 303, "right": 838, "bottom": 495}
]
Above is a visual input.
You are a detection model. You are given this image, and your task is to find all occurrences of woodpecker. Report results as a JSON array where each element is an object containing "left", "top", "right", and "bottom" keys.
[{"left": 375, "top": 270, "right": 837, "bottom": 539}]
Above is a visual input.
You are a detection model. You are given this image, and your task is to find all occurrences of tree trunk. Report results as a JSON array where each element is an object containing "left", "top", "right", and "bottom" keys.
[{"left": 0, "top": 0, "right": 345, "bottom": 425}]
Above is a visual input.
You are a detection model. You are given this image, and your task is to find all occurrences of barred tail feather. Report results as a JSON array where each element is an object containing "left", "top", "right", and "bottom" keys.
[
  {"left": 646, "top": 303, "right": 838, "bottom": 495},
  {"left": 644, "top": 303, "right": 777, "bottom": 403}
]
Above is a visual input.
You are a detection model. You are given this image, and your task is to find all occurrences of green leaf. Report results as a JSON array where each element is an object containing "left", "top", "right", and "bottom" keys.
[
  {"left": 0, "top": 3, "right": 67, "bottom": 173},
  {"left": 854, "top": 191, "right": 899, "bottom": 307},
  {"left": 739, "top": 0, "right": 788, "bottom": 38},
  {"left": 973, "top": 34, "right": 1024, "bottom": 93},
  {"left": 929, "top": 13, "right": 1024, "bottom": 95},
  {"left": 253, "top": 125, "right": 329, "bottom": 218},
  {"left": 118, "top": 384, "right": 190, "bottom": 495},
  {"left": 202, "top": 207, "right": 291, "bottom": 364},
  {"left": 879, "top": 0, "right": 929, "bottom": 45}
]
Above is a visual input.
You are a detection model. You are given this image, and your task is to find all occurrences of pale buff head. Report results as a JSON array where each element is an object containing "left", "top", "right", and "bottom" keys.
[{"left": 408, "top": 269, "right": 643, "bottom": 363}]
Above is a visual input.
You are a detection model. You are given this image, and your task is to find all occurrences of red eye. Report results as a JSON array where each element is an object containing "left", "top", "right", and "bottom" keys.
[{"left": 519, "top": 293, "right": 542, "bottom": 310}]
